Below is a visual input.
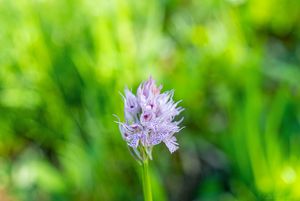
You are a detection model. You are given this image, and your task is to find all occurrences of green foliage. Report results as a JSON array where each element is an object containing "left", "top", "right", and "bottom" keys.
[{"left": 0, "top": 0, "right": 300, "bottom": 200}]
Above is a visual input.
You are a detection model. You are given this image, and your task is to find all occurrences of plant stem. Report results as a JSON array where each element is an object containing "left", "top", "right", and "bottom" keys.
[{"left": 142, "top": 159, "right": 153, "bottom": 201}]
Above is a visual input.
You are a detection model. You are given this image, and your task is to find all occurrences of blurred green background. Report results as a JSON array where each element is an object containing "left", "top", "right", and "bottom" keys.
[{"left": 0, "top": 0, "right": 300, "bottom": 200}]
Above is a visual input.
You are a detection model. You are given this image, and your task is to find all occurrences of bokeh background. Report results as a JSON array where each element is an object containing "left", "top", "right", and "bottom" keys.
[{"left": 1, "top": 0, "right": 300, "bottom": 200}]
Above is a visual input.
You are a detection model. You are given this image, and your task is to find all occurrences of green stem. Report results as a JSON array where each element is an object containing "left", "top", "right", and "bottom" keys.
[{"left": 142, "top": 159, "right": 153, "bottom": 201}]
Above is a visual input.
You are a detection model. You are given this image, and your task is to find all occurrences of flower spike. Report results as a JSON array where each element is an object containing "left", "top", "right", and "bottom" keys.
[{"left": 116, "top": 77, "right": 184, "bottom": 160}]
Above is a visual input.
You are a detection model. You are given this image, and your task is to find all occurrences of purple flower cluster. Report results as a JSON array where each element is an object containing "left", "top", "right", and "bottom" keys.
[{"left": 116, "top": 77, "right": 184, "bottom": 161}]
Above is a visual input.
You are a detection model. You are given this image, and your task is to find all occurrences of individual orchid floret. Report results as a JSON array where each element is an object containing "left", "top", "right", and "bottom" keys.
[
  {"left": 122, "top": 88, "right": 140, "bottom": 122},
  {"left": 115, "top": 76, "right": 184, "bottom": 161}
]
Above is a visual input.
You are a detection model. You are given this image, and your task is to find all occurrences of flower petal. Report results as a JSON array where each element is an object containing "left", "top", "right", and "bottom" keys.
[{"left": 164, "top": 136, "right": 179, "bottom": 153}]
